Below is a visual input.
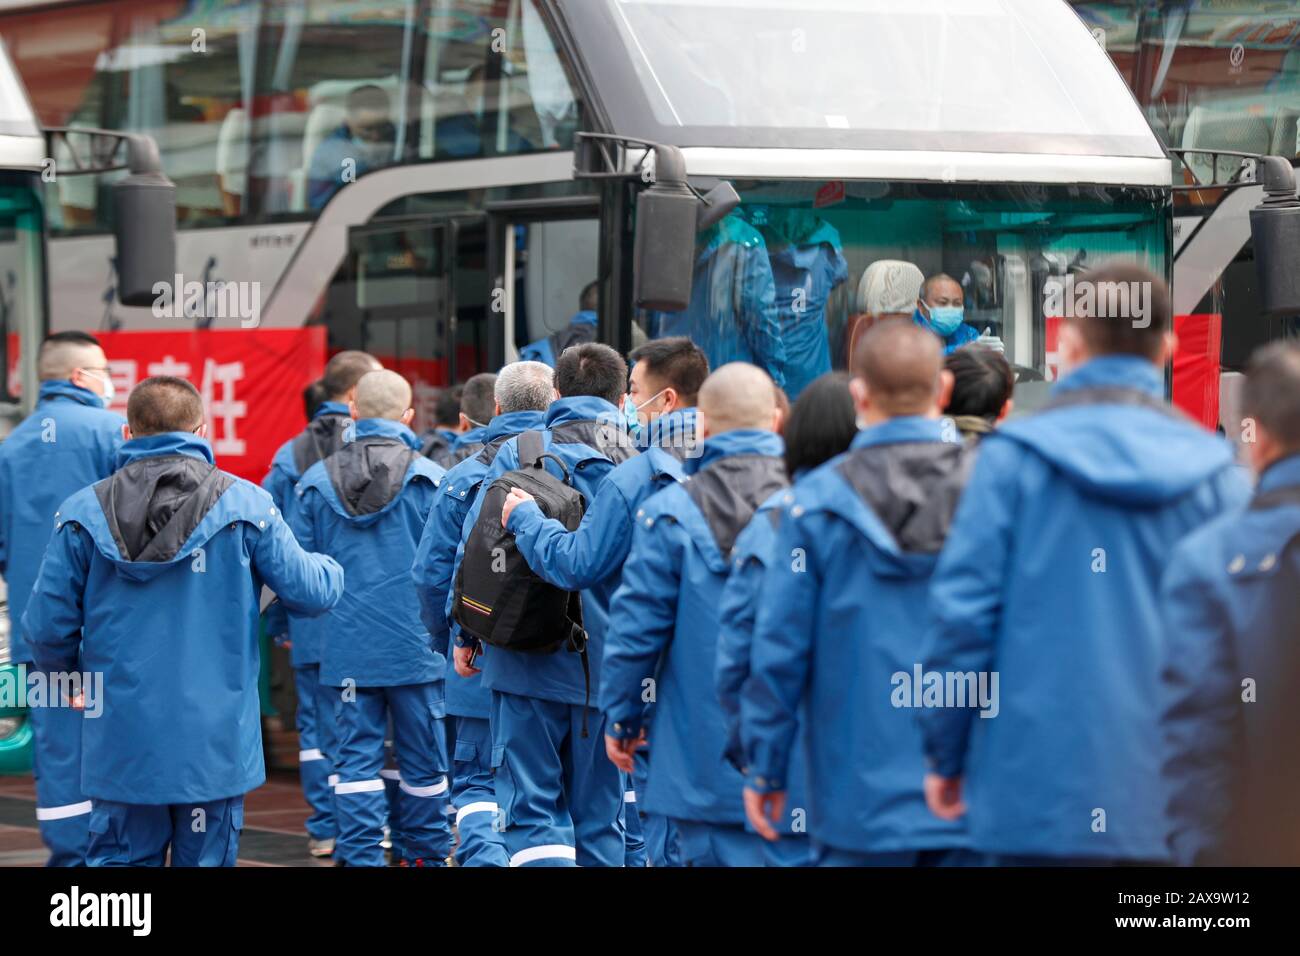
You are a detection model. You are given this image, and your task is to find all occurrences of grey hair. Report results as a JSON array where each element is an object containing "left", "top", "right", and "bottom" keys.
[
  {"left": 495, "top": 361, "right": 555, "bottom": 413},
  {"left": 38, "top": 339, "right": 103, "bottom": 382},
  {"left": 354, "top": 369, "right": 412, "bottom": 420}
]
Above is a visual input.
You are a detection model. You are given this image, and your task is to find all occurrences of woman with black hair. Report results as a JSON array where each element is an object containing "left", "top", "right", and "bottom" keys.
[{"left": 714, "top": 372, "right": 858, "bottom": 866}]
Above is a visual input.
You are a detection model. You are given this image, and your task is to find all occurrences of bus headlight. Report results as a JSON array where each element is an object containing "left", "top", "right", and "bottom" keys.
[{"left": 0, "top": 717, "right": 20, "bottom": 741}]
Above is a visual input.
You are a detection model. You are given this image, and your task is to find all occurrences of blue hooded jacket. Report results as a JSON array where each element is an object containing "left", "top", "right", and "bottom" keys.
[
  {"left": 22, "top": 433, "right": 343, "bottom": 804},
  {"left": 455, "top": 396, "right": 637, "bottom": 707},
  {"left": 1160, "top": 452, "right": 1300, "bottom": 865},
  {"left": 505, "top": 408, "right": 695, "bottom": 592},
  {"left": 648, "top": 216, "right": 787, "bottom": 388},
  {"left": 603, "top": 429, "right": 787, "bottom": 825},
  {"left": 742, "top": 418, "right": 972, "bottom": 853},
  {"left": 912, "top": 307, "right": 980, "bottom": 355},
  {"left": 919, "top": 355, "right": 1250, "bottom": 861},
  {"left": 293, "top": 419, "right": 445, "bottom": 688},
  {"left": 0, "top": 380, "right": 124, "bottom": 664},
  {"left": 410, "top": 409, "right": 545, "bottom": 718},
  {"left": 262, "top": 400, "right": 352, "bottom": 665},
  {"left": 519, "top": 310, "right": 598, "bottom": 368}
]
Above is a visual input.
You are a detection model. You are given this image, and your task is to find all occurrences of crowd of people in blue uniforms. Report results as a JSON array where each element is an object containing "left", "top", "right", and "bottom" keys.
[{"left": 2, "top": 260, "right": 1298, "bottom": 867}]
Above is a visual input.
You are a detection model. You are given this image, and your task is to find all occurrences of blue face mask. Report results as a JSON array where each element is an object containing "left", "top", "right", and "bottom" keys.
[
  {"left": 623, "top": 395, "right": 642, "bottom": 437},
  {"left": 926, "top": 305, "right": 965, "bottom": 336}
]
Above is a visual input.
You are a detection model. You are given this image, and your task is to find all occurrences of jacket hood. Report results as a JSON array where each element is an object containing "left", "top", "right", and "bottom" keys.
[
  {"left": 640, "top": 407, "right": 699, "bottom": 459},
  {"left": 545, "top": 394, "right": 621, "bottom": 429},
  {"left": 305, "top": 418, "right": 432, "bottom": 524},
  {"left": 679, "top": 430, "right": 787, "bottom": 570},
  {"left": 65, "top": 434, "right": 242, "bottom": 582},
  {"left": 1258, "top": 453, "right": 1300, "bottom": 495},
  {"left": 685, "top": 429, "right": 783, "bottom": 476},
  {"left": 38, "top": 379, "right": 107, "bottom": 409},
  {"left": 484, "top": 410, "right": 546, "bottom": 443},
  {"left": 997, "top": 356, "right": 1236, "bottom": 506}
]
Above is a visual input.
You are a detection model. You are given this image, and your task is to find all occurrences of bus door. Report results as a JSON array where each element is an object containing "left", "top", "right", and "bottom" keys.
[
  {"left": 484, "top": 197, "right": 603, "bottom": 368},
  {"left": 343, "top": 213, "right": 487, "bottom": 432}
]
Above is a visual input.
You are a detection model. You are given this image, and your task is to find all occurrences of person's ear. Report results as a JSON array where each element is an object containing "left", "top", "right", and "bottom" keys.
[
  {"left": 458, "top": 412, "right": 472, "bottom": 432},
  {"left": 916, "top": 298, "right": 929, "bottom": 319},
  {"left": 770, "top": 405, "right": 783, "bottom": 434},
  {"left": 494, "top": 401, "right": 502, "bottom": 417},
  {"left": 1248, "top": 425, "right": 1279, "bottom": 476},
  {"left": 121, "top": 423, "right": 132, "bottom": 442},
  {"left": 400, "top": 407, "right": 415, "bottom": 427},
  {"left": 349, "top": 400, "right": 360, "bottom": 420},
  {"left": 696, "top": 408, "right": 711, "bottom": 440},
  {"left": 936, "top": 369, "right": 955, "bottom": 415},
  {"left": 194, "top": 423, "right": 209, "bottom": 439},
  {"left": 1159, "top": 331, "right": 1178, "bottom": 366},
  {"left": 849, "top": 376, "right": 871, "bottom": 418},
  {"left": 1056, "top": 322, "right": 1089, "bottom": 376},
  {"left": 997, "top": 398, "right": 1014, "bottom": 423}
]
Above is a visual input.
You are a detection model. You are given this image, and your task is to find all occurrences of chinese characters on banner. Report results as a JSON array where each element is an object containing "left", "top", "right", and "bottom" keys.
[{"left": 95, "top": 328, "right": 326, "bottom": 483}]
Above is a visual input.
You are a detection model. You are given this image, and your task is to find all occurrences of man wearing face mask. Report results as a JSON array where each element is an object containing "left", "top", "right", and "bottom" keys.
[
  {"left": 0, "top": 331, "right": 123, "bottom": 866},
  {"left": 498, "top": 337, "right": 708, "bottom": 865},
  {"left": 913, "top": 274, "right": 1000, "bottom": 356},
  {"left": 308, "top": 84, "right": 396, "bottom": 211}
]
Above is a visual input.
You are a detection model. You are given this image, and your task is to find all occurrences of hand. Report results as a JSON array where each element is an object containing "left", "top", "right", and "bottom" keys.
[
  {"left": 604, "top": 732, "right": 644, "bottom": 774},
  {"left": 924, "top": 773, "right": 967, "bottom": 820},
  {"left": 453, "top": 643, "right": 481, "bottom": 678},
  {"left": 501, "top": 487, "right": 534, "bottom": 528},
  {"left": 976, "top": 328, "right": 1005, "bottom": 354},
  {"left": 744, "top": 787, "right": 785, "bottom": 842}
]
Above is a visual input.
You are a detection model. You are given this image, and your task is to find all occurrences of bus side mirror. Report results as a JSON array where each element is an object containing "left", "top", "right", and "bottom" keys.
[
  {"left": 1249, "top": 156, "right": 1300, "bottom": 317},
  {"left": 633, "top": 146, "right": 739, "bottom": 312},
  {"left": 113, "top": 135, "right": 176, "bottom": 308}
]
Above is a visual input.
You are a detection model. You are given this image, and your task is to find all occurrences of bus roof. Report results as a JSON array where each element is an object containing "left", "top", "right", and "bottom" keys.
[{"left": 0, "top": 35, "right": 44, "bottom": 168}]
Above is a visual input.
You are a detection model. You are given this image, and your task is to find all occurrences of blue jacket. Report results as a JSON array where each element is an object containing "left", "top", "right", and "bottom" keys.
[
  {"left": 715, "top": 484, "right": 810, "bottom": 837},
  {"left": 603, "top": 429, "right": 787, "bottom": 825},
  {"left": 648, "top": 215, "right": 786, "bottom": 388},
  {"left": 919, "top": 356, "right": 1250, "bottom": 861},
  {"left": 295, "top": 419, "right": 444, "bottom": 688},
  {"left": 742, "top": 419, "right": 971, "bottom": 853},
  {"left": 505, "top": 408, "right": 693, "bottom": 591},
  {"left": 22, "top": 433, "right": 343, "bottom": 804},
  {"left": 262, "top": 400, "right": 351, "bottom": 665},
  {"left": 0, "top": 381, "right": 124, "bottom": 664},
  {"left": 410, "top": 409, "right": 545, "bottom": 718},
  {"left": 912, "top": 308, "right": 980, "bottom": 355},
  {"left": 520, "top": 310, "right": 598, "bottom": 368},
  {"left": 741, "top": 208, "right": 848, "bottom": 400},
  {"left": 457, "top": 396, "right": 637, "bottom": 707},
  {"left": 1160, "top": 452, "right": 1300, "bottom": 865}
]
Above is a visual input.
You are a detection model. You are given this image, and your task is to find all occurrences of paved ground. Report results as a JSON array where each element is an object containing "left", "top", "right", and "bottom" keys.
[{"left": 0, "top": 720, "right": 332, "bottom": 867}]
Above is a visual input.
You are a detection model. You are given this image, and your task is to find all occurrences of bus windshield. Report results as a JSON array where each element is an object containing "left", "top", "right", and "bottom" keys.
[{"left": 639, "top": 179, "right": 1168, "bottom": 408}]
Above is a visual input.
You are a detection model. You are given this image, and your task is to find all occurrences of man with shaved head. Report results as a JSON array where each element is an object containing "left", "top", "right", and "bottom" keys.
[
  {"left": 913, "top": 272, "right": 984, "bottom": 354},
  {"left": 602, "top": 361, "right": 789, "bottom": 866},
  {"left": 262, "top": 348, "right": 381, "bottom": 859},
  {"left": 291, "top": 369, "right": 449, "bottom": 866},
  {"left": 0, "top": 330, "right": 124, "bottom": 865},
  {"left": 741, "top": 319, "right": 981, "bottom": 866}
]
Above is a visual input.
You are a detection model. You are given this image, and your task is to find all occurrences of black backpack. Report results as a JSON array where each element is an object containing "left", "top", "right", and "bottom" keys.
[{"left": 453, "top": 430, "right": 587, "bottom": 657}]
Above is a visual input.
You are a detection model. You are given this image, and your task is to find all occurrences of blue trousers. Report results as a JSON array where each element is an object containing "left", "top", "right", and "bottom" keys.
[
  {"left": 490, "top": 691, "right": 624, "bottom": 867},
  {"left": 87, "top": 797, "right": 244, "bottom": 867},
  {"left": 815, "top": 844, "right": 987, "bottom": 867},
  {"left": 332, "top": 682, "right": 450, "bottom": 867},
  {"left": 293, "top": 665, "right": 337, "bottom": 841},
  {"left": 674, "top": 819, "right": 769, "bottom": 867},
  {"left": 623, "top": 783, "right": 647, "bottom": 867},
  {"left": 631, "top": 748, "right": 678, "bottom": 866},
  {"left": 451, "top": 715, "right": 508, "bottom": 867},
  {"left": 29, "top": 686, "right": 89, "bottom": 867}
]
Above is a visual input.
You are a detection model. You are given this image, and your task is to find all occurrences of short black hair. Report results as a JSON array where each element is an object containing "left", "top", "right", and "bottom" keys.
[
  {"left": 628, "top": 337, "right": 709, "bottom": 406},
  {"left": 945, "top": 345, "right": 1014, "bottom": 422},
  {"left": 322, "top": 350, "right": 379, "bottom": 400},
  {"left": 434, "top": 385, "right": 463, "bottom": 427},
  {"left": 1064, "top": 262, "right": 1171, "bottom": 361},
  {"left": 783, "top": 372, "right": 857, "bottom": 478},
  {"left": 461, "top": 372, "right": 498, "bottom": 425},
  {"left": 43, "top": 330, "right": 101, "bottom": 348},
  {"left": 1243, "top": 341, "right": 1300, "bottom": 453},
  {"left": 554, "top": 342, "right": 626, "bottom": 406},
  {"left": 128, "top": 376, "right": 204, "bottom": 437},
  {"left": 303, "top": 380, "right": 328, "bottom": 419}
]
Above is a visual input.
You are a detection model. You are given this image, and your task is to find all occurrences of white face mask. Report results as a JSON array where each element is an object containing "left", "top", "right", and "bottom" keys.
[{"left": 82, "top": 369, "right": 115, "bottom": 406}]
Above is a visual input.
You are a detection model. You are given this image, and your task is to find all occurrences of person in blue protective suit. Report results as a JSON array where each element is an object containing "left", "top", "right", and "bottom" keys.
[
  {"left": 717, "top": 371, "right": 857, "bottom": 867},
  {"left": 499, "top": 338, "right": 710, "bottom": 866},
  {"left": 646, "top": 213, "right": 787, "bottom": 390},
  {"left": 23, "top": 376, "right": 343, "bottom": 867},
  {"left": 419, "top": 384, "right": 468, "bottom": 469},
  {"left": 520, "top": 281, "right": 599, "bottom": 368},
  {"left": 262, "top": 349, "right": 380, "bottom": 860},
  {"left": 919, "top": 264, "right": 1250, "bottom": 865},
  {"left": 292, "top": 370, "right": 448, "bottom": 867},
  {"left": 741, "top": 325, "right": 978, "bottom": 867},
  {"left": 445, "top": 373, "right": 498, "bottom": 465},
  {"left": 410, "top": 359, "right": 555, "bottom": 867},
  {"left": 1161, "top": 342, "right": 1300, "bottom": 866},
  {"left": 602, "top": 362, "right": 787, "bottom": 867},
  {"left": 738, "top": 206, "right": 848, "bottom": 401},
  {"left": 454, "top": 343, "right": 637, "bottom": 866},
  {"left": 912, "top": 274, "right": 987, "bottom": 356},
  {"left": 0, "top": 332, "right": 123, "bottom": 866}
]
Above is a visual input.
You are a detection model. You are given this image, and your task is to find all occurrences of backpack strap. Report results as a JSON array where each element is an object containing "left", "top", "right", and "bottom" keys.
[{"left": 1250, "top": 485, "right": 1300, "bottom": 511}]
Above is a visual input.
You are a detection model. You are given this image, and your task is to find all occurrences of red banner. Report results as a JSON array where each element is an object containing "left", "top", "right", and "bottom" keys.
[
  {"left": 93, "top": 328, "right": 327, "bottom": 484},
  {"left": 1171, "top": 313, "right": 1223, "bottom": 432}
]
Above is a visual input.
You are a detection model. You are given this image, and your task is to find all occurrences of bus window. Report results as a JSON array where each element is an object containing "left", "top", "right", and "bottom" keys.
[
  {"left": 1, "top": 0, "right": 256, "bottom": 232},
  {"left": 509, "top": 217, "right": 601, "bottom": 366},
  {"left": 639, "top": 181, "right": 1168, "bottom": 409}
]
